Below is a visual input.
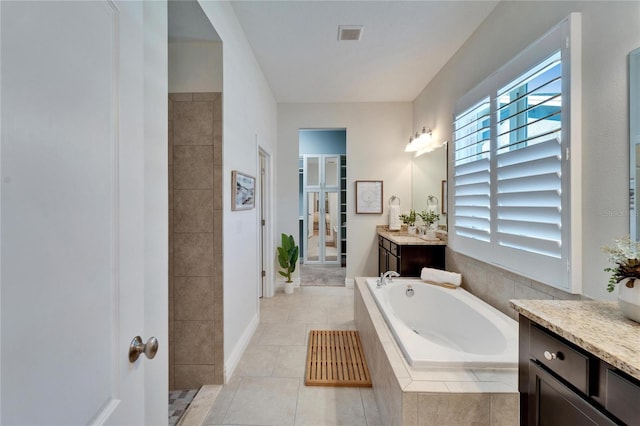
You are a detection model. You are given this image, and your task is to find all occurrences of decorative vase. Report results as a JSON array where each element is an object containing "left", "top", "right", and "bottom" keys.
[
  {"left": 618, "top": 277, "right": 640, "bottom": 323},
  {"left": 424, "top": 225, "right": 437, "bottom": 240},
  {"left": 284, "top": 281, "right": 294, "bottom": 295},
  {"left": 407, "top": 225, "right": 417, "bottom": 235}
]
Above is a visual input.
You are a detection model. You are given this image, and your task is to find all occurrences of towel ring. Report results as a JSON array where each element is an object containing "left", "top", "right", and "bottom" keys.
[
  {"left": 426, "top": 195, "right": 438, "bottom": 209},
  {"left": 389, "top": 195, "right": 401, "bottom": 207}
]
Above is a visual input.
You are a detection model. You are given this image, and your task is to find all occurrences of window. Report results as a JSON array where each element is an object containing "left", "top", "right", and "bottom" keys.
[
  {"left": 453, "top": 98, "right": 491, "bottom": 242},
  {"left": 451, "top": 14, "right": 581, "bottom": 293}
]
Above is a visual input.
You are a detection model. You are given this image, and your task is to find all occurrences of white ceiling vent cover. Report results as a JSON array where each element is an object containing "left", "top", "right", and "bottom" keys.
[{"left": 338, "top": 25, "right": 363, "bottom": 41}]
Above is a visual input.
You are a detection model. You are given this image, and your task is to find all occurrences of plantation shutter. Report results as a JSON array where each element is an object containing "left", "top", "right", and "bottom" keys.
[
  {"left": 495, "top": 52, "right": 563, "bottom": 258},
  {"left": 453, "top": 98, "right": 491, "bottom": 242},
  {"left": 449, "top": 14, "right": 581, "bottom": 293}
]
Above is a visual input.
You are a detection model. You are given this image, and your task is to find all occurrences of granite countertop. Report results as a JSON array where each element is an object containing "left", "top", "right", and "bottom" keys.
[
  {"left": 377, "top": 226, "right": 447, "bottom": 246},
  {"left": 510, "top": 299, "right": 640, "bottom": 381}
]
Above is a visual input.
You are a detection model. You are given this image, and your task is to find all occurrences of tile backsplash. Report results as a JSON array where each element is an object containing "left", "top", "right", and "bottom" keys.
[{"left": 446, "top": 248, "right": 584, "bottom": 319}]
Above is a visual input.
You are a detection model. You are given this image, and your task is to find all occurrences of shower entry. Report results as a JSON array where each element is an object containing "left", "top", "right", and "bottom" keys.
[{"left": 302, "top": 155, "right": 341, "bottom": 264}]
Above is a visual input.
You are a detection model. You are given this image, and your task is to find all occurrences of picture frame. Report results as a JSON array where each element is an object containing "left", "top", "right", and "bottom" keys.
[
  {"left": 441, "top": 180, "right": 448, "bottom": 215},
  {"left": 232, "top": 170, "right": 256, "bottom": 211},
  {"left": 355, "top": 180, "right": 383, "bottom": 214}
]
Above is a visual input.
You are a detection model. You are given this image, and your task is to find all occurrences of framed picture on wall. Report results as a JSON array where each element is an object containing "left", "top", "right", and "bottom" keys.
[
  {"left": 355, "top": 180, "right": 383, "bottom": 214},
  {"left": 232, "top": 170, "right": 256, "bottom": 211}
]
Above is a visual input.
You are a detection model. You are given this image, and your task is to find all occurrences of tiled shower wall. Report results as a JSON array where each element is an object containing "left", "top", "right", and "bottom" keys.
[
  {"left": 446, "top": 247, "right": 585, "bottom": 320},
  {"left": 169, "top": 92, "right": 223, "bottom": 390}
]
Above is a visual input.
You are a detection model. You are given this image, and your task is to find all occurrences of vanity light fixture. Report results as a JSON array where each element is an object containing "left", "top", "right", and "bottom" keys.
[
  {"left": 415, "top": 140, "right": 448, "bottom": 158},
  {"left": 404, "top": 127, "right": 432, "bottom": 152},
  {"left": 404, "top": 136, "right": 417, "bottom": 152}
]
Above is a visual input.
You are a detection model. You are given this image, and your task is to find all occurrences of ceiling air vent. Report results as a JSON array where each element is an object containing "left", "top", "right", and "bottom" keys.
[{"left": 338, "top": 25, "right": 363, "bottom": 41}]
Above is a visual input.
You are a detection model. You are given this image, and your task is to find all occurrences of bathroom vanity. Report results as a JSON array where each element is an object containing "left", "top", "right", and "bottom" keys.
[
  {"left": 377, "top": 228, "right": 445, "bottom": 276},
  {"left": 511, "top": 300, "right": 640, "bottom": 426}
]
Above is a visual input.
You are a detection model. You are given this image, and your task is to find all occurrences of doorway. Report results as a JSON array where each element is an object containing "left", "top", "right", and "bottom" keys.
[
  {"left": 298, "top": 129, "right": 347, "bottom": 285},
  {"left": 167, "top": 0, "right": 224, "bottom": 401},
  {"left": 258, "top": 148, "right": 271, "bottom": 298}
]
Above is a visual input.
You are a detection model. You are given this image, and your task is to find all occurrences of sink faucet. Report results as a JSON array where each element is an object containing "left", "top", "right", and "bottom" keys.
[{"left": 377, "top": 270, "right": 400, "bottom": 287}]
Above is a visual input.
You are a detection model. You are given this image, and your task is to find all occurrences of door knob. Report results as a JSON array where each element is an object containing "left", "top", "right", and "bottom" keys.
[{"left": 129, "top": 336, "right": 159, "bottom": 363}]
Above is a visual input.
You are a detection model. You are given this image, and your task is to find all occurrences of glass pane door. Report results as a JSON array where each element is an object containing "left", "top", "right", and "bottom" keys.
[
  {"left": 324, "top": 156, "right": 340, "bottom": 187},
  {"left": 305, "top": 191, "right": 320, "bottom": 262},
  {"left": 323, "top": 191, "right": 339, "bottom": 263},
  {"left": 302, "top": 154, "right": 342, "bottom": 265}
]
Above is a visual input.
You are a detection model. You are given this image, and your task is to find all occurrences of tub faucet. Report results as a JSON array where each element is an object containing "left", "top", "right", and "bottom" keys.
[{"left": 378, "top": 271, "right": 400, "bottom": 287}]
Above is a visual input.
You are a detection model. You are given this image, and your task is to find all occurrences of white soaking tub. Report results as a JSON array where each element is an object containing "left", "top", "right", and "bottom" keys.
[{"left": 365, "top": 277, "right": 518, "bottom": 368}]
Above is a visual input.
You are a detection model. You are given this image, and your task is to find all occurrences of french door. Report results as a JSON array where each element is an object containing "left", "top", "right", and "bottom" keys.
[{"left": 303, "top": 155, "right": 340, "bottom": 264}]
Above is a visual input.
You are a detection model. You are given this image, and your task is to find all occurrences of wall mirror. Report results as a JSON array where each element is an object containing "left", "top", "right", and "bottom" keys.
[
  {"left": 411, "top": 147, "right": 447, "bottom": 222},
  {"left": 630, "top": 47, "right": 640, "bottom": 239}
]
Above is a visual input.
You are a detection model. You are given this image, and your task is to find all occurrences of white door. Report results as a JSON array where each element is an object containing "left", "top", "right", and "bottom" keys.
[{"left": 0, "top": 1, "right": 167, "bottom": 424}]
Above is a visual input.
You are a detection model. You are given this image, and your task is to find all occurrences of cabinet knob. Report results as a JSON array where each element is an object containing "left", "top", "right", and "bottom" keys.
[{"left": 544, "top": 350, "right": 558, "bottom": 361}]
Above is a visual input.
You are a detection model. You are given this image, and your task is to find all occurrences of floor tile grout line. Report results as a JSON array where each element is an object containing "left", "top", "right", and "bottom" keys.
[
  {"left": 217, "top": 376, "right": 242, "bottom": 425},
  {"left": 359, "top": 387, "right": 369, "bottom": 426}
]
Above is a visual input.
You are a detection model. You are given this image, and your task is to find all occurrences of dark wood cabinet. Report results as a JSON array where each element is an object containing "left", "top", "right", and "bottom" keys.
[
  {"left": 377, "top": 235, "right": 444, "bottom": 277},
  {"left": 519, "top": 316, "right": 640, "bottom": 426},
  {"left": 529, "top": 361, "right": 615, "bottom": 425}
]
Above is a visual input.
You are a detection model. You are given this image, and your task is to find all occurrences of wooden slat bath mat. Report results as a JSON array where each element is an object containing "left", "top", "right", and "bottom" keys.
[{"left": 305, "top": 330, "right": 372, "bottom": 387}]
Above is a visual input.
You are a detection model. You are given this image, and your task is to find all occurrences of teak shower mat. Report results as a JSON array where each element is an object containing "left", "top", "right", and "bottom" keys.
[{"left": 305, "top": 330, "right": 372, "bottom": 387}]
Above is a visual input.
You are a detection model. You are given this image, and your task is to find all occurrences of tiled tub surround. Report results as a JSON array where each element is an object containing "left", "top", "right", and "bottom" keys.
[
  {"left": 169, "top": 92, "right": 224, "bottom": 390},
  {"left": 355, "top": 277, "right": 518, "bottom": 425},
  {"left": 446, "top": 248, "right": 588, "bottom": 320}
]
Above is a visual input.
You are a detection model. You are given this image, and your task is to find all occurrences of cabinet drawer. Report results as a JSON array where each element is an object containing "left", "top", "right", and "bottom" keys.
[
  {"left": 389, "top": 242, "right": 398, "bottom": 256},
  {"left": 382, "top": 237, "right": 390, "bottom": 251},
  {"left": 529, "top": 361, "right": 615, "bottom": 426},
  {"left": 605, "top": 369, "right": 640, "bottom": 425},
  {"left": 530, "top": 325, "right": 589, "bottom": 394}
]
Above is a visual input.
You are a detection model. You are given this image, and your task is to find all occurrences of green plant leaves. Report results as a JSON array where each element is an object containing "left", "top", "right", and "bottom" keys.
[{"left": 277, "top": 233, "right": 299, "bottom": 282}]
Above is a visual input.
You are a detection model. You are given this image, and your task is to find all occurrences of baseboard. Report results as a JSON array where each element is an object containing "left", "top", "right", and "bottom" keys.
[
  {"left": 224, "top": 312, "right": 259, "bottom": 383},
  {"left": 276, "top": 278, "right": 301, "bottom": 288}
]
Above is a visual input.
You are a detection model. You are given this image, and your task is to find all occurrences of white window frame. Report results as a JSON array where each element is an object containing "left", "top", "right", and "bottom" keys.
[{"left": 450, "top": 13, "right": 582, "bottom": 293}]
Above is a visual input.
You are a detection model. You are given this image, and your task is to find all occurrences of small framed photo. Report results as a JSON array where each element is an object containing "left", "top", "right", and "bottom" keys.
[
  {"left": 232, "top": 170, "right": 256, "bottom": 211},
  {"left": 355, "top": 180, "right": 383, "bottom": 214}
]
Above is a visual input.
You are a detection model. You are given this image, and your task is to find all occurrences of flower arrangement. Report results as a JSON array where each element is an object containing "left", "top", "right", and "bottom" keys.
[
  {"left": 418, "top": 210, "right": 440, "bottom": 228},
  {"left": 399, "top": 210, "right": 416, "bottom": 226},
  {"left": 602, "top": 236, "right": 640, "bottom": 292}
]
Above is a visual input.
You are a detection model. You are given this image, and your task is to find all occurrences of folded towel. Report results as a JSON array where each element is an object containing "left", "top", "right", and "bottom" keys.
[
  {"left": 388, "top": 205, "right": 401, "bottom": 231},
  {"left": 420, "top": 267, "right": 462, "bottom": 287}
]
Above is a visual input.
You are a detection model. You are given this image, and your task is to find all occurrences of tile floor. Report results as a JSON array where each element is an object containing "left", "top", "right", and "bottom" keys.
[
  {"left": 169, "top": 389, "right": 198, "bottom": 425},
  {"left": 202, "top": 285, "right": 382, "bottom": 426},
  {"left": 299, "top": 264, "right": 347, "bottom": 286}
]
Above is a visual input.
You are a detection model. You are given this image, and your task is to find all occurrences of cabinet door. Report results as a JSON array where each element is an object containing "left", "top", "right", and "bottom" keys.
[
  {"left": 528, "top": 361, "right": 616, "bottom": 426},
  {"left": 378, "top": 246, "right": 387, "bottom": 275},
  {"left": 388, "top": 252, "right": 399, "bottom": 273}
]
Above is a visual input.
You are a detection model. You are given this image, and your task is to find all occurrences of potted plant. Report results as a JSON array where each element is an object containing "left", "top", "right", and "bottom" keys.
[
  {"left": 602, "top": 236, "right": 640, "bottom": 322},
  {"left": 399, "top": 210, "right": 417, "bottom": 234},
  {"left": 277, "top": 233, "right": 299, "bottom": 294},
  {"left": 418, "top": 210, "right": 440, "bottom": 239}
]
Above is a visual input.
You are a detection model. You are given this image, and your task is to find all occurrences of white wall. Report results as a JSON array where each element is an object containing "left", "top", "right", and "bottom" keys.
[
  {"left": 168, "top": 41, "right": 222, "bottom": 93},
  {"left": 413, "top": 0, "right": 640, "bottom": 300},
  {"left": 197, "top": 1, "right": 278, "bottom": 379},
  {"left": 278, "top": 103, "right": 413, "bottom": 280}
]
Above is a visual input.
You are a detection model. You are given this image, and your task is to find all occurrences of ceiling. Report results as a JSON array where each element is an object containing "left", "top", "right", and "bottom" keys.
[
  {"left": 230, "top": 0, "right": 499, "bottom": 103},
  {"left": 168, "top": 0, "right": 220, "bottom": 42}
]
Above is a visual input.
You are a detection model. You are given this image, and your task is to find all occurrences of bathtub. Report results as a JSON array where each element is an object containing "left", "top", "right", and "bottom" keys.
[{"left": 365, "top": 277, "right": 518, "bottom": 368}]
